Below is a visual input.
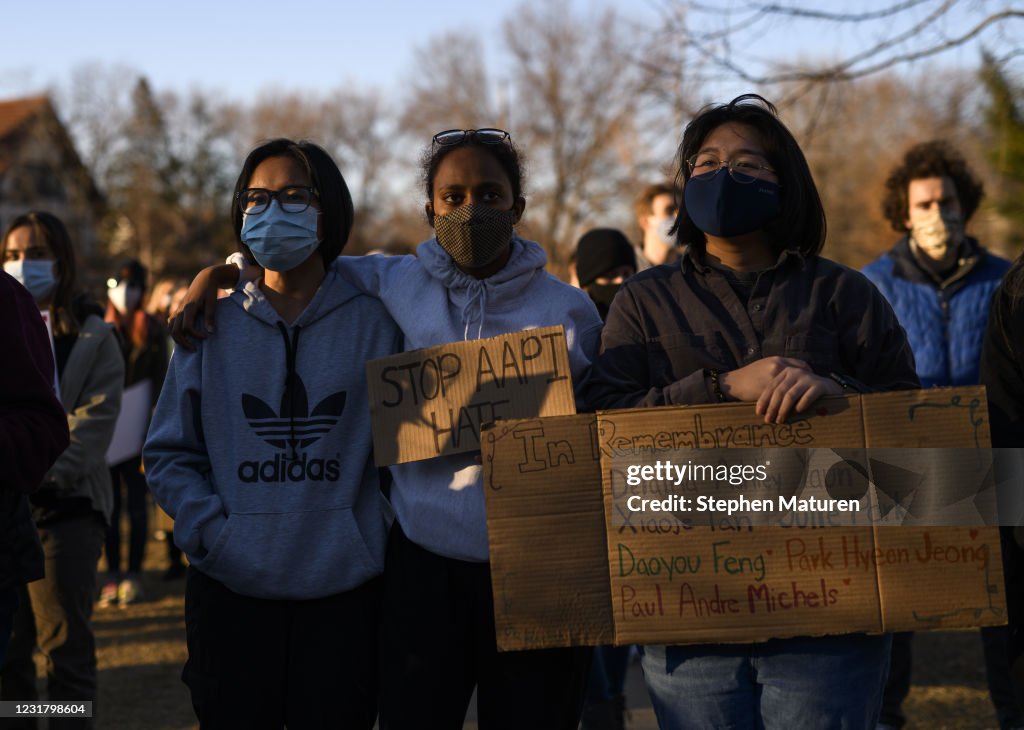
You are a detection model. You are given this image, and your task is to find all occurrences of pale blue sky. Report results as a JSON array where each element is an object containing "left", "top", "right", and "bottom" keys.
[{"left": 3, "top": 0, "right": 1012, "bottom": 105}]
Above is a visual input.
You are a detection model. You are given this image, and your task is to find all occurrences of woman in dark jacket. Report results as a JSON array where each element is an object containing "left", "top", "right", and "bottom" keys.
[
  {"left": 0, "top": 211, "right": 123, "bottom": 728},
  {"left": 0, "top": 270, "right": 69, "bottom": 666},
  {"left": 583, "top": 94, "right": 919, "bottom": 730}
]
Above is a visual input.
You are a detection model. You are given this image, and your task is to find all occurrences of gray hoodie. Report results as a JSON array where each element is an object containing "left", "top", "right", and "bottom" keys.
[
  {"left": 144, "top": 270, "right": 401, "bottom": 599},
  {"left": 335, "top": 236, "right": 603, "bottom": 562}
]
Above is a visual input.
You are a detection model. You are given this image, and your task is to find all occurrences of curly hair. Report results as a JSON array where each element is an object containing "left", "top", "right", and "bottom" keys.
[{"left": 881, "top": 141, "right": 984, "bottom": 233}]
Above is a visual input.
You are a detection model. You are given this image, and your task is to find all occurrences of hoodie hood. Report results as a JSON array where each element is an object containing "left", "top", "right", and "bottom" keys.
[
  {"left": 416, "top": 235, "right": 548, "bottom": 340},
  {"left": 231, "top": 269, "right": 362, "bottom": 329}
]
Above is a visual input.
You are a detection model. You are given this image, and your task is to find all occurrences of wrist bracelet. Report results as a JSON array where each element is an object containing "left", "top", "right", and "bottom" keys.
[
  {"left": 705, "top": 368, "right": 727, "bottom": 402},
  {"left": 828, "top": 371, "right": 851, "bottom": 391}
]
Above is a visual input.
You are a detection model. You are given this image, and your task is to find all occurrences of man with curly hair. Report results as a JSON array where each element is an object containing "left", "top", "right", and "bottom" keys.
[{"left": 863, "top": 141, "right": 1019, "bottom": 729}]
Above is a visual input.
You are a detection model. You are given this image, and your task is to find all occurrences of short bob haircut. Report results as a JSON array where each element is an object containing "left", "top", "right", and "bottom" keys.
[
  {"left": 881, "top": 140, "right": 984, "bottom": 233},
  {"left": 2, "top": 210, "right": 80, "bottom": 336},
  {"left": 232, "top": 139, "right": 354, "bottom": 265},
  {"left": 674, "top": 94, "right": 826, "bottom": 258}
]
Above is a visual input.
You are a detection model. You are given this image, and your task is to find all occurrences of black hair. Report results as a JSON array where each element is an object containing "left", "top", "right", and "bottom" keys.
[
  {"left": 232, "top": 139, "right": 354, "bottom": 264},
  {"left": 881, "top": 140, "right": 984, "bottom": 232},
  {"left": 674, "top": 94, "right": 826, "bottom": 258},
  {"left": 421, "top": 133, "right": 526, "bottom": 203},
  {"left": 1, "top": 210, "right": 80, "bottom": 336},
  {"left": 116, "top": 259, "right": 148, "bottom": 290}
]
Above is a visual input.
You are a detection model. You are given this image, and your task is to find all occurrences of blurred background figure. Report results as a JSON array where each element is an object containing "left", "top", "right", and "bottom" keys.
[
  {"left": 863, "top": 141, "right": 1019, "bottom": 730},
  {"left": 0, "top": 269, "right": 69, "bottom": 668},
  {"left": 572, "top": 227, "right": 636, "bottom": 730},
  {"left": 574, "top": 228, "right": 637, "bottom": 322},
  {"left": 0, "top": 211, "right": 123, "bottom": 729},
  {"left": 100, "top": 259, "right": 168, "bottom": 606},
  {"left": 144, "top": 277, "right": 178, "bottom": 321},
  {"left": 633, "top": 183, "right": 680, "bottom": 272},
  {"left": 144, "top": 277, "right": 187, "bottom": 580}
]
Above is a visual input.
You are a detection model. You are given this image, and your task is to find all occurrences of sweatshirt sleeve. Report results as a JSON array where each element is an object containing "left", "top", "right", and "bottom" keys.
[
  {"left": 582, "top": 285, "right": 716, "bottom": 411},
  {"left": 143, "top": 342, "right": 227, "bottom": 559},
  {"left": 331, "top": 255, "right": 411, "bottom": 300},
  {"left": 46, "top": 325, "right": 124, "bottom": 488},
  {"left": 0, "top": 274, "right": 69, "bottom": 494}
]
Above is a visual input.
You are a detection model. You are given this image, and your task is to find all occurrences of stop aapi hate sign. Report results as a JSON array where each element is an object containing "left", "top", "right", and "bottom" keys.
[
  {"left": 481, "top": 386, "right": 1006, "bottom": 651},
  {"left": 365, "top": 325, "right": 576, "bottom": 466}
]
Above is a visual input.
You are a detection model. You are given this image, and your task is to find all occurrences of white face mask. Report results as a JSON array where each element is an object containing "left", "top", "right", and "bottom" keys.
[
  {"left": 109, "top": 281, "right": 143, "bottom": 314},
  {"left": 652, "top": 217, "right": 676, "bottom": 248},
  {"left": 910, "top": 208, "right": 964, "bottom": 259},
  {"left": 4, "top": 259, "right": 57, "bottom": 304}
]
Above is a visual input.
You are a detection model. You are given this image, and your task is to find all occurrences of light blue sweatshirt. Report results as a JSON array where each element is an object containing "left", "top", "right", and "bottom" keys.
[
  {"left": 143, "top": 271, "right": 402, "bottom": 599},
  {"left": 335, "top": 236, "right": 603, "bottom": 562}
]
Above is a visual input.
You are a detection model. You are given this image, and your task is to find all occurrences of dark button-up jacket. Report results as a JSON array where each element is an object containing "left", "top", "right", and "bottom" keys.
[{"left": 583, "top": 248, "right": 920, "bottom": 411}]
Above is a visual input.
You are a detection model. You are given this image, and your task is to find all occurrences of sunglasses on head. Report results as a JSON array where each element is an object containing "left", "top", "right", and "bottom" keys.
[{"left": 431, "top": 128, "right": 511, "bottom": 149}]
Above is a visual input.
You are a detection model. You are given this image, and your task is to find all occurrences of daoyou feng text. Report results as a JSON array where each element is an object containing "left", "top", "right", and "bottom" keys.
[{"left": 625, "top": 460, "right": 769, "bottom": 487}]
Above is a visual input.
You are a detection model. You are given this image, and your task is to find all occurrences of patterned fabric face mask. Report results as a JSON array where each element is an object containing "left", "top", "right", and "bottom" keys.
[{"left": 433, "top": 204, "right": 516, "bottom": 269}]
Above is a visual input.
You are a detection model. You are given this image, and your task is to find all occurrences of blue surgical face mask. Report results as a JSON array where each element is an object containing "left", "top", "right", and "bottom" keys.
[
  {"left": 4, "top": 259, "right": 57, "bottom": 303},
  {"left": 684, "top": 170, "right": 781, "bottom": 238},
  {"left": 240, "top": 200, "right": 321, "bottom": 272}
]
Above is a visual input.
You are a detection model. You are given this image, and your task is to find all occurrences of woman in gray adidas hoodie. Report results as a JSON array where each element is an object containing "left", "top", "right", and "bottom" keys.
[
  {"left": 143, "top": 139, "right": 400, "bottom": 730},
  {"left": 172, "top": 130, "right": 603, "bottom": 729}
]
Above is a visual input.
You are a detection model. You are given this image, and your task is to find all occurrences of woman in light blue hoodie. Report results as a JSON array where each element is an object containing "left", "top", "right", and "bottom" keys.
[
  {"left": 172, "top": 129, "right": 603, "bottom": 729},
  {"left": 144, "top": 139, "right": 401, "bottom": 730}
]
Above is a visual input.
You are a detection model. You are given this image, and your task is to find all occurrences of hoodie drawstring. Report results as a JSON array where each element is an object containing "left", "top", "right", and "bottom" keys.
[
  {"left": 276, "top": 321, "right": 303, "bottom": 460},
  {"left": 460, "top": 284, "right": 487, "bottom": 341}
]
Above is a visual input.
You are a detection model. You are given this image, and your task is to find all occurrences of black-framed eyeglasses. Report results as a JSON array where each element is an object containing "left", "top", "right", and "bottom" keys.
[
  {"left": 236, "top": 186, "right": 318, "bottom": 215},
  {"left": 687, "top": 154, "right": 777, "bottom": 184},
  {"left": 432, "top": 128, "right": 511, "bottom": 149}
]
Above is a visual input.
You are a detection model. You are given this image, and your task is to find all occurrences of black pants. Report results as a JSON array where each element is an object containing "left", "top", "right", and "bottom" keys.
[
  {"left": 183, "top": 567, "right": 379, "bottom": 730},
  {"left": 1, "top": 514, "right": 105, "bottom": 730},
  {"left": 880, "top": 627, "right": 1022, "bottom": 729},
  {"left": 378, "top": 526, "right": 590, "bottom": 730},
  {"left": 106, "top": 457, "right": 148, "bottom": 575}
]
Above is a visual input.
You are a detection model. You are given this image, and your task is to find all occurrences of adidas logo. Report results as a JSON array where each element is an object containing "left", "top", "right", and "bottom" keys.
[
  {"left": 241, "top": 375, "right": 346, "bottom": 451},
  {"left": 237, "top": 375, "right": 346, "bottom": 483}
]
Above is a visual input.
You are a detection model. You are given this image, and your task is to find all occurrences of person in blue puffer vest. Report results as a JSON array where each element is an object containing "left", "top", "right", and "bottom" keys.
[
  {"left": 863, "top": 140, "right": 1018, "bottom": 730},
  {"left": 863, "top": 141, "right": 1009, "bottom": 387}
]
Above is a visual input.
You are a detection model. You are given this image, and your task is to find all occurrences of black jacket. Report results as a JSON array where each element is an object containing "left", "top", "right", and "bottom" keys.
[
  {"left": 583, "top": 248, "right": 920, "bottom": 411},
  {"left": 0, "top": 273, "right": 70, "bottom": 589}
]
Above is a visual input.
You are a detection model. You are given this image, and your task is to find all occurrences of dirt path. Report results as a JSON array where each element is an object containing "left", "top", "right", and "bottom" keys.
[{"left": 73, "top": 537, "right": 1001, "bottom": 729}]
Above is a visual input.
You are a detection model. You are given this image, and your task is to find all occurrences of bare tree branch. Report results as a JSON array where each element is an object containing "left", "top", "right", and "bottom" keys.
[{"left": 657, "top": 1, "right": 1024, "bottom": 88}]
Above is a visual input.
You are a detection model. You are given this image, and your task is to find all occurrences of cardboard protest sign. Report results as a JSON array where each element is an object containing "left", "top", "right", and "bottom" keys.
[
  {"left": 367, "top": 326, "right": 576, "bottom": 465},
  {"left": 482, "top": 386, "right": 1005, "bottom": 650}
]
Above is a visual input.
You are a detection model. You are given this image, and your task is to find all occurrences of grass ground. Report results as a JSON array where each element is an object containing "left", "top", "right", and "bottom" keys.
[{"left": 20, "top": 535, "right": 1005, "bottom": 729}]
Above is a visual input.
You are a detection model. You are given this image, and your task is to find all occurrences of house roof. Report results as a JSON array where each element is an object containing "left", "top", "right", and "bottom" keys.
[{"left": 0, "top": 95, "right": 49, "bottom": 142}]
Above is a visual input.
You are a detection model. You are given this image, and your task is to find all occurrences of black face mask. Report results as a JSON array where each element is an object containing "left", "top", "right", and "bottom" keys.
[
  {"left": 586, "top": 282, "right": 621, "bottom": 321},
  {"left": 684, "top": 170, "right": 781, "bottom": 238}
]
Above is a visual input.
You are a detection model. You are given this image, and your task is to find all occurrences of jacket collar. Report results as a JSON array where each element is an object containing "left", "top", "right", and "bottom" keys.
[
  {"left": 682, "top": 245, "right": 806, "bottom": 275},
  {"left": 888, "top": 235, "right": 982, "bottom": 290}
]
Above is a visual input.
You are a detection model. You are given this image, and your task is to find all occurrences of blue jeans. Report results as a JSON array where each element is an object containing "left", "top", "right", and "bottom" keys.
[{"left": 641, "top": 633, "right": 891, "bottom": 730}]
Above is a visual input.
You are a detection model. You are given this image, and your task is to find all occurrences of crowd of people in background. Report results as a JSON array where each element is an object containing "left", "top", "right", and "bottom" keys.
[{"left": 1, "top": 92, "right": 1024, "bottom": 730}]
